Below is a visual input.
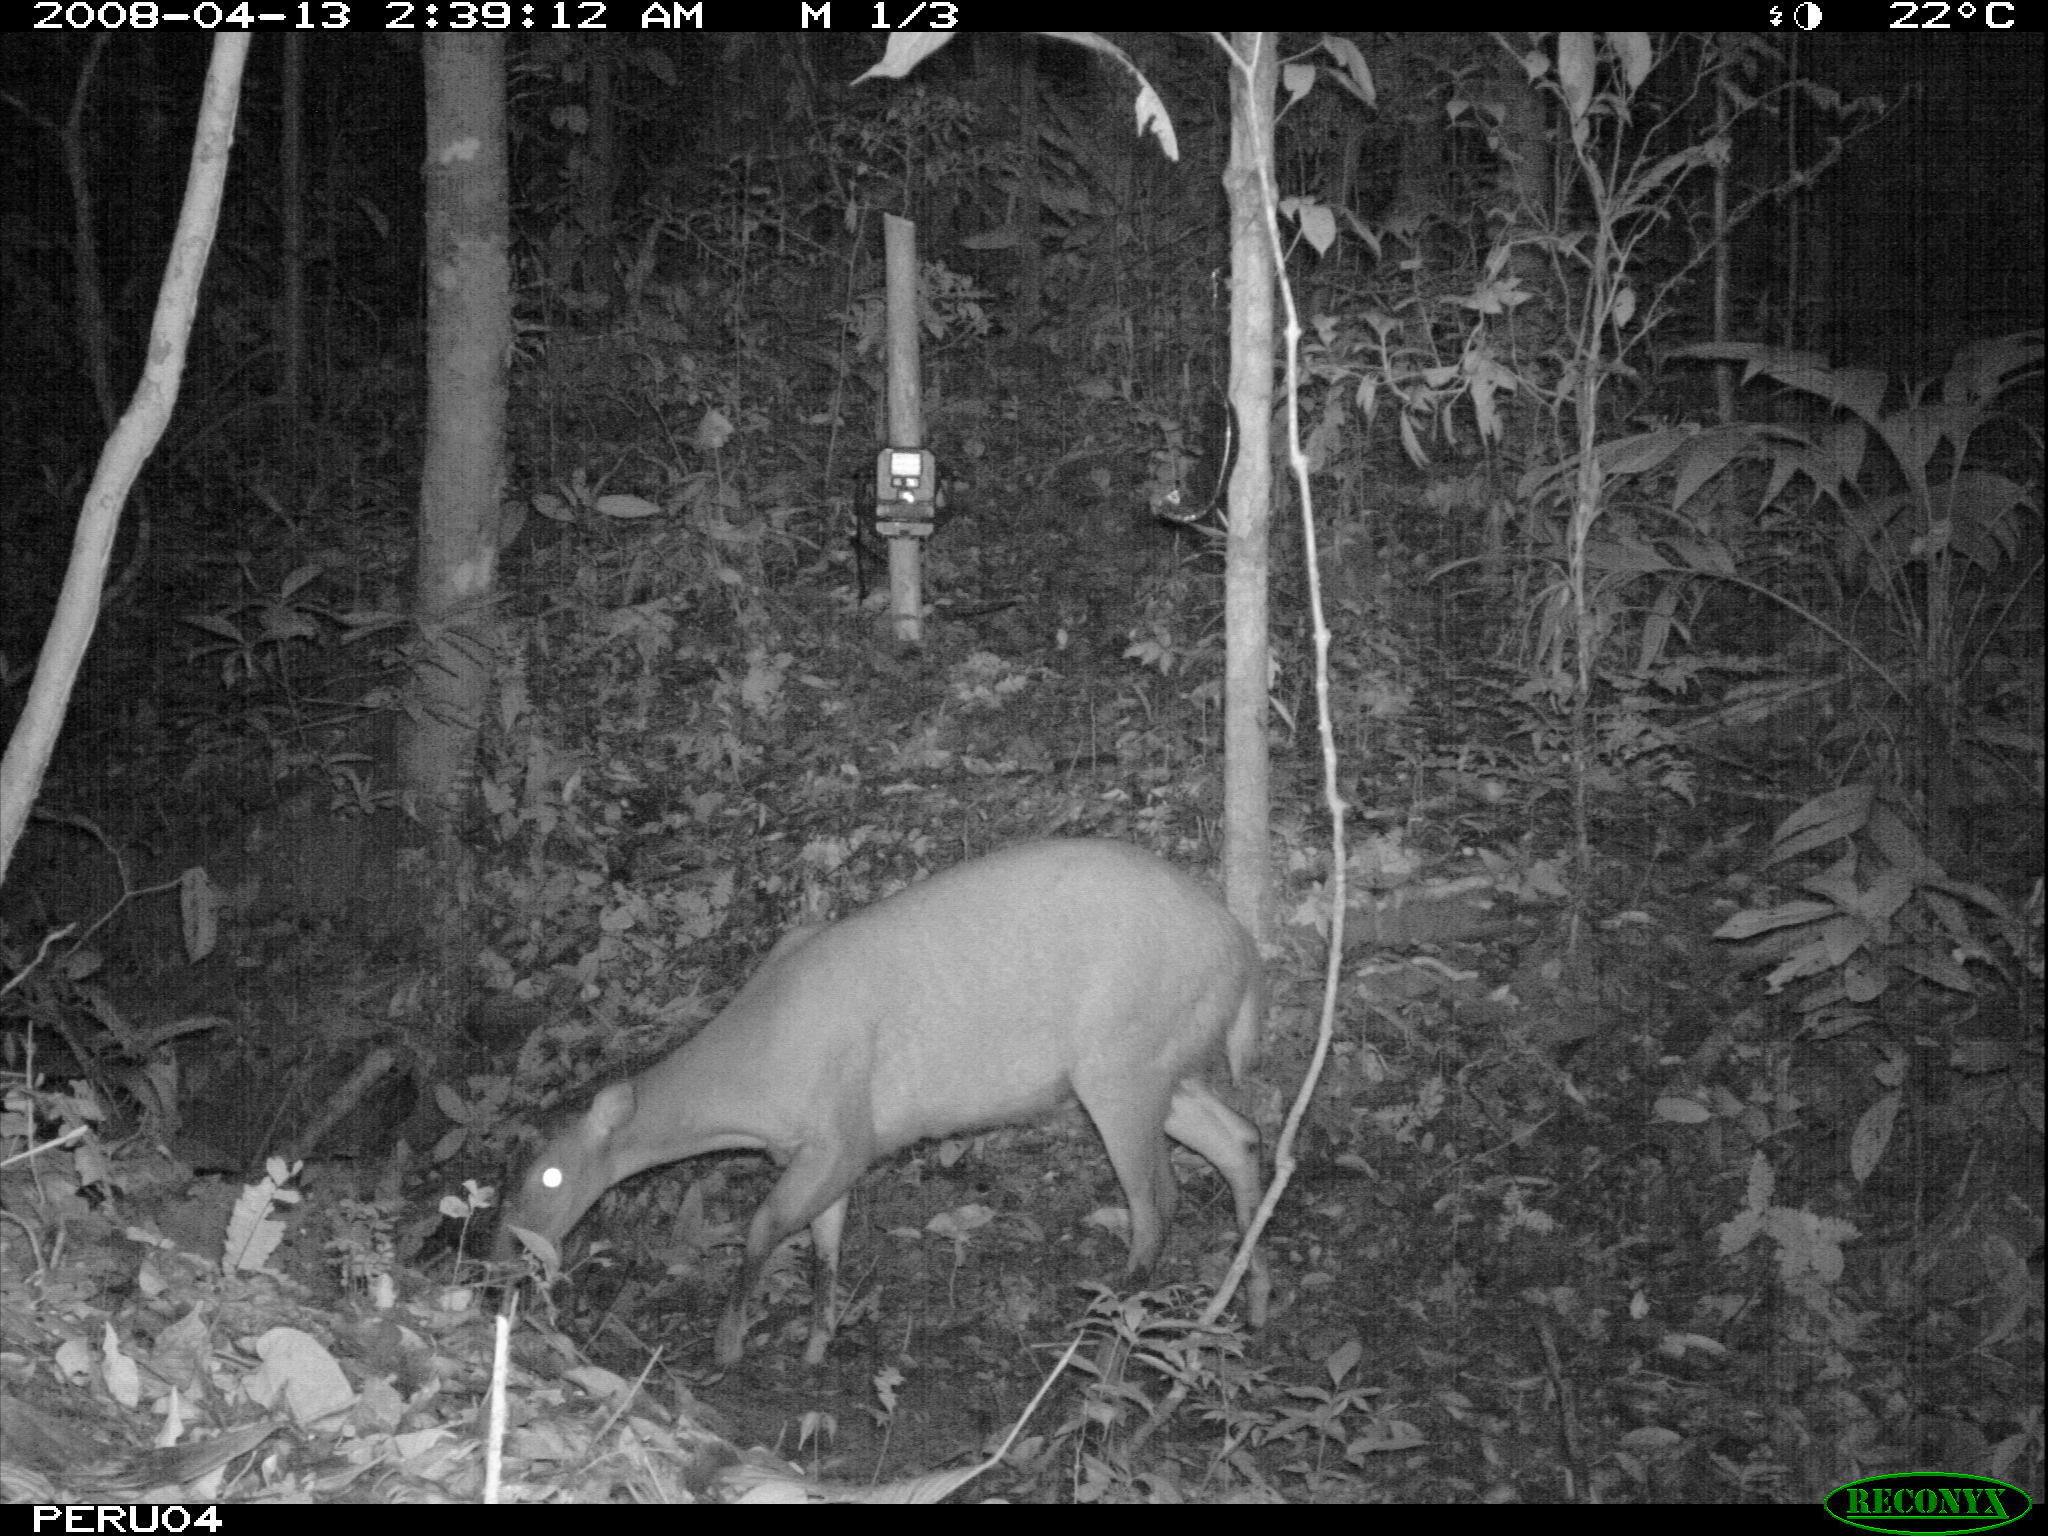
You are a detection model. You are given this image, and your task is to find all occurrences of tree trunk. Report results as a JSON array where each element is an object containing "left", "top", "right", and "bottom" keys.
[
  {"left": 403, "top": 37, "right": 510, "bottom": 826},
  {"left": 1221, "top": 34, "right": 1277, "bottom": 939}
]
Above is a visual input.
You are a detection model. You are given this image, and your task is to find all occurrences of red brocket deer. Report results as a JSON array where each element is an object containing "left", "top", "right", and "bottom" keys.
[{"left": 496, "top": 839, "right": 1267, "bottom": 1365}]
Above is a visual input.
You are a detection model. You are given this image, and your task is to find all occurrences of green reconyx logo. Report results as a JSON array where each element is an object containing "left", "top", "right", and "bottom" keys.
[{"left": 1825, "top": 1472, "right": 2032, "bottom": 1535}]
